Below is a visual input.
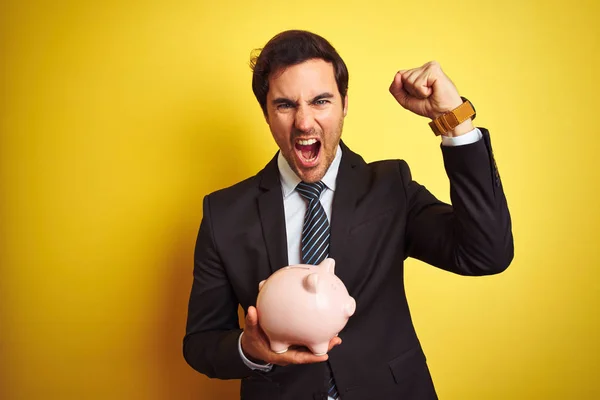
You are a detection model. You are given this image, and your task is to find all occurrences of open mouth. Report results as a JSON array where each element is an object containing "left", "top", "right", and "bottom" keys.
[{"left": 294, "top": 138, "right": 321, "bottom": 166}]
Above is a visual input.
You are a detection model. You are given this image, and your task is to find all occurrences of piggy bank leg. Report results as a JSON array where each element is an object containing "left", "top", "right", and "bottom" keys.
[
  {"left": 307, "top": 342, "right": 329, "bottom": 356},
  {"left": 270, "top": 341, "right": 289, "bottom": 354}
]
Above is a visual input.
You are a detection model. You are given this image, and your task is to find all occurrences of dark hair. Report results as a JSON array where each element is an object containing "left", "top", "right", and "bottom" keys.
[{"left": 250, "top": 30, "right": 349, "bottom": 115}]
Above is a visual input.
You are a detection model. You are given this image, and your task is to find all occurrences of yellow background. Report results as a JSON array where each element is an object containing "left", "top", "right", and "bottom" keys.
[{"left": 1, "top": 0, "right": 598, "bottom": 399}]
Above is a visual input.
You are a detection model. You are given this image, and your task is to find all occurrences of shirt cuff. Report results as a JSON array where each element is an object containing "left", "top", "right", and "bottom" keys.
[
  {"left": 440, "top": 127, "right": 482, "bottom": 146},
  {"left": 238, "top": 332, "right": 273, "bottom": 372}
]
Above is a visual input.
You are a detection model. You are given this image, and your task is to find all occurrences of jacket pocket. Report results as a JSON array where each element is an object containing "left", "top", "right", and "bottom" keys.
[
  {"left": 387, "top": 347, "right": 438, "bottom": 399},
  {"left": 388, "top": 346, "right": 427, "bottom": 384},
  {"left": 349, "top": 208, "right": 394, "bottom": 235}
]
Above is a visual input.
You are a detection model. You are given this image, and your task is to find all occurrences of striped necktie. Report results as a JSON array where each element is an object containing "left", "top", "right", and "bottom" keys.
[
  {"left": 296, "top": 181, "right": 339, "bottom": 399},
  {"left": 296, "top": 181, "right": 330, "bottom": 264}
]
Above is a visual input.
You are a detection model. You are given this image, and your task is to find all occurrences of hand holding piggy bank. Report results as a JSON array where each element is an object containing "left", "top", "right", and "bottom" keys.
[{"left": 256, "top": 258, "right": 356, "bottom": 356}]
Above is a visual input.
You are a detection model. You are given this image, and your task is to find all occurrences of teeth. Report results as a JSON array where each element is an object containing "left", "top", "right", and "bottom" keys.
[{"left": 297, "top": 138, "right": 317, "bottom": 146}]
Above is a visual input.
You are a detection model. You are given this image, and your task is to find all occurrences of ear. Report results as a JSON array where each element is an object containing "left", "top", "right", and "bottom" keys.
[
  {"left": 319, "top": 258, "right": 335, "bottom": 274},
  {"left": 343, "top": 95, "right": 348, "bottom": 117},
  {"left": 303, "top": 273, "right": 319, "bottom": 294}
]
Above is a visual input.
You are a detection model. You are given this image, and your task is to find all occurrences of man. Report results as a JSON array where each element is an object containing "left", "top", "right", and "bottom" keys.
[{"left": 184, "top": 30, "right": 513, "bottom": 400}]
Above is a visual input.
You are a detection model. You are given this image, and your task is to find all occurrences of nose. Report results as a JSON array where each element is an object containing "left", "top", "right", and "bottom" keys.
[{"left": 294, "top": 104, "right": 315, "bottom": 133}]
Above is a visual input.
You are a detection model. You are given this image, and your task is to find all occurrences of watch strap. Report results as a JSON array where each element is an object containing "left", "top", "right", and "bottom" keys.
[{"left": 429, "top": 97, "right": 476, "bottom": 136}]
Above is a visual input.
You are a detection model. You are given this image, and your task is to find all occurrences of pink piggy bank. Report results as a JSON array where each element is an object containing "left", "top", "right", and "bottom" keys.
[{"left": 256, "top": 258, "right": 356, "bottom": 356}]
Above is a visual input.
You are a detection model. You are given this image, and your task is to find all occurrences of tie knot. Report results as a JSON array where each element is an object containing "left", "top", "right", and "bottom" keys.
[{"left": 296, "top": 181, "right": 326, "bottom": 201}]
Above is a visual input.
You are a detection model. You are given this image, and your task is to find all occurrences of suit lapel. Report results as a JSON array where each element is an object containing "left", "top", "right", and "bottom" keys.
[
  {"left": 330, "top": 141, "right": 367, "bottom": 288},
  {"left": 257, "top": 154, "right": 289, "bottom": 275}
]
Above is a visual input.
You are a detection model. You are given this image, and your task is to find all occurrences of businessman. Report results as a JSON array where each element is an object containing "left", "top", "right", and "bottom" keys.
[{"left": 184, "top": 30, "right": 513, "bottom": 399}]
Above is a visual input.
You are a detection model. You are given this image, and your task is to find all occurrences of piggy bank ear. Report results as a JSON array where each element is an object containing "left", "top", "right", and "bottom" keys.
[
  {"left": 258, "top": 280, "right": 266, "bottom": 291},
  {"left": 303, "top": 273, "right": 319, "bottom": 294},
  {"left": 319, "top": 258, "right": 335, "bottom": 274}
]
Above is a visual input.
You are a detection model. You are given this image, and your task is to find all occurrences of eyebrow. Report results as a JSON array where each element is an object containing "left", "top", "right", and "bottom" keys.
[
  {"left": 312, "top": 92, "right": 334, "bottom": 102},
  {"left": 271, "top": 92, "right": 335, "bottom": 106}
]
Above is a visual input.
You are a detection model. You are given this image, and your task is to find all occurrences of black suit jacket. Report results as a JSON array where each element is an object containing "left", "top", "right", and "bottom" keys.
[{"left": 184, "top": 129, "right": 513, "bottom": 400}]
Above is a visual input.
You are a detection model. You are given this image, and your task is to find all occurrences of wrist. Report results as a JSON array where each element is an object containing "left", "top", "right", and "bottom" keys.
[
  {"left": 429, "top": 97, "right": 476, "bottom": 136},
  {"left": 240, "top": 331, "right": 269, "bottom": 365},
  {"left": 245, "top": 352, "right": 268, "bottom": 365},
  {"left": 431, "top": 96, "right": 463, "bottom": 119}
]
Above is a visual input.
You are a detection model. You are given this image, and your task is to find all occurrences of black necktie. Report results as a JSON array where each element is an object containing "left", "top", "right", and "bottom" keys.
[{"left": 296, "top": 181, "right": 339, "bottom": 399}]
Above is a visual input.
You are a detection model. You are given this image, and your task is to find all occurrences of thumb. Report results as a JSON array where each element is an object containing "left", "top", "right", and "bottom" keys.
[
  {"left": 388, "top": 70, "right": 405, "bottom": 98},
  {"left": 246, "top": 306, "right": 259, "bottom": 328},
  {"left": 389, "top": 71, "right": 411, "bottom": 109},
  {"left": 389, "top": 71, "right": 427, "bottom": 115}
]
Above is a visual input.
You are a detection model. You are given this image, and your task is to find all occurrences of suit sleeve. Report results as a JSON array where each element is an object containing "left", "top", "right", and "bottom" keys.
[
  {"left": 183, "top": 195, "right": 253, "bottom": 379},
  {"left": 404, "top": 128, "right": 514, "bottom": 275}
]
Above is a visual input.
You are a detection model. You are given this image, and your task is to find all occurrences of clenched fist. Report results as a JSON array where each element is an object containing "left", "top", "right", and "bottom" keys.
[{"left": 389, "top": 61, "right": 473, "bottom": 136}]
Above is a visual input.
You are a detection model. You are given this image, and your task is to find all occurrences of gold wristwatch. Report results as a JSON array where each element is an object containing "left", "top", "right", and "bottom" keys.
[{"left": 429, "top": 97, "right": 476, "bottom": 136}]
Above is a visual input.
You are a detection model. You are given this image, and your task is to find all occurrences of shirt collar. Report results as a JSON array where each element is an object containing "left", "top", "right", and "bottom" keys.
[{"left": 277, "top": 144, "right": 342, "bottom": 199}]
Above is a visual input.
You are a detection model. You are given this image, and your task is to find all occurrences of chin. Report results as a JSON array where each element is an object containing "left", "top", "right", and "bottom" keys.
[{"left": 297, "top": 168, "right": 326, "bottom": 183}]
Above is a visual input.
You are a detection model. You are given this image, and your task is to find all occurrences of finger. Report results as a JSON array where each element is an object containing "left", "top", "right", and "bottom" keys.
[
  {"left": 328, "top": 337, "right": 342, "bottom": 352},
  {"left": 277, "top": 348, "right": 329, "bottom": 365},
  {"left": 246, "top": 309, "right": 272, "bottom": 346},
  {"left": 389, "top": 70, "right": 404, "bottom": 96},
  {"left": 246, "top": 306, "right": 258, "bottom": 328},
  {"left": 389, "top": 72, "right": 411, "bottom": 109},
  {"left": 412, "top": 72, "right": 433, "bottom": 99},
  {"left": 401, "top": 69, "right": 426, "bottom": 99},
  {"left": 390, "top": 79, "right": 421, "bottom": 112}
]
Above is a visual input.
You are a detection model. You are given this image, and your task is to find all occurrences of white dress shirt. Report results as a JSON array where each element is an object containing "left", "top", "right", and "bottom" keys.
[{"left": 237, "top": 129, "right": 483, "bottom": 390}]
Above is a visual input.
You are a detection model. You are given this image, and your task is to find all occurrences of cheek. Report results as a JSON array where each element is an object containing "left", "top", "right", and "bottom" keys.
[
  {"left": 272, "top": 113, "right": 293, "bottom": 129},
  {"left": 270, "top": 121, "right": 292, "bottom": 144},
  {"left": 318, "top": 112, "right": 342, "bottom": 136}
]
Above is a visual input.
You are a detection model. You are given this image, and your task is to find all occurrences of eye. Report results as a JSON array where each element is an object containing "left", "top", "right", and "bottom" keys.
[
  {"left": 314, "top": 99, "right": 330, "bottom": 106},
  {"left": 277, "top": 103, "right": 294, "bottom": 111}
]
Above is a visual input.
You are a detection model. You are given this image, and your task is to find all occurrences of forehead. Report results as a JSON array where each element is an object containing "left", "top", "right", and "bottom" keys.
[{"left": 267, "top": 59, "right": 338, "bottom": 99}]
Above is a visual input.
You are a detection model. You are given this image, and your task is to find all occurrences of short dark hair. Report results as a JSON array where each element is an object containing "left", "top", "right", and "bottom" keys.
[{"left": 250, "top": 30, "right": 349, "bottom": 115}]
